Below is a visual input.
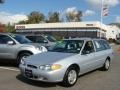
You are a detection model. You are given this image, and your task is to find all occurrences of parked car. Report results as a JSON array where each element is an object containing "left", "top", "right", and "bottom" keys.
[
  {"left": 0, "top": 33, "right": 47, "bottom": 65},
  {"left": 26, "top": 35, "right": 57, "bottom": 48},
  {"left": 19, "top": 38, "right": 113, "bottom": 87}
]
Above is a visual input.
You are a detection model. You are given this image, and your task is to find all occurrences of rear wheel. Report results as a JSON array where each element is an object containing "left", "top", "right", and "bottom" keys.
[
  {"left": 101, "top": 59, "right": 110, "bottom": 71},
  {"left": 63, "top": 67, "right": 78, "bottom": 87},
  {"left": 17, "top": 52, "right": 32, "bottom": 65}
]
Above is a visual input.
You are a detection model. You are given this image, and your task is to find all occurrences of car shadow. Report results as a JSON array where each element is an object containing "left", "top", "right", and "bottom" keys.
[
  {"left": 0, "top": 60, "right": 17, "bottom": 67},
  {"left": 16, "top": 74, "right": 59, "bottom": 88}
]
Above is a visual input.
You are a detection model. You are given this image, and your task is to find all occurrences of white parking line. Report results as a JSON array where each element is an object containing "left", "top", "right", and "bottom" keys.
[{"left": 0, "top": 66, "right": 20, "bottom": 72}]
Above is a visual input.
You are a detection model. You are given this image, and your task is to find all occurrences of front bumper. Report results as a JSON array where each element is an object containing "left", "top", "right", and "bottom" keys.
[{"left": 19, "top": 64, "right": 64, "bottom": 83}]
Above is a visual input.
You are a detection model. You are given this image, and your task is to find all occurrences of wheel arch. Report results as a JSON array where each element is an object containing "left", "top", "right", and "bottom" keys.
[
  {"left": 106, "top": 56, "right": 111, "bottom": 61},
  {"left": 67, "top": 63, "right": 80, "bottom": 75},
  {"left": 17, "top": 50, "right": 33, "bottom": 57}
]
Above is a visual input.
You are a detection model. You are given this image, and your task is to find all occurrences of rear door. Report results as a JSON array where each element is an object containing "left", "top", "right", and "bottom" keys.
[{"left": 93, "top": 40, "right": 108, "bottom": 67}]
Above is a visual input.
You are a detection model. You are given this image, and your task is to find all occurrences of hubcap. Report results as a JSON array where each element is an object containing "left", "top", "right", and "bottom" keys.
[
  {"left": 68, "top": 70, "right": 77, "bottom": 85},
  {"left": 105, "top": 60, "right": 110, "bottom": 69},
  {"left": 20, "top": 56, "right": 28, "bottom": 63}
]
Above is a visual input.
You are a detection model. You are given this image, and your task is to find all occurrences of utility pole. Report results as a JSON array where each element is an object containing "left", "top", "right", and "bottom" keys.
[{"left": 100, "top": 0, "right": 103, "bottom": 39}]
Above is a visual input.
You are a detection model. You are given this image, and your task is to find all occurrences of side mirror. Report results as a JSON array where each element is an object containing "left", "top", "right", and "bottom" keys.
[
  {"left": 43, "top": 40, "right": 48, "bottom": 43},
  {"left": 7, "top": 41, "right": 14, "bottom": 45},
  {"left": 82, "top": 50, "right": 90, "bottom": 55}
]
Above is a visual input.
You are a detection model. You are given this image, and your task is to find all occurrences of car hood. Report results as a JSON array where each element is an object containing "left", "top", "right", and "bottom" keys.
[
  {"left": 25, "top": 43, "right": 41, "bottom": 47},
  {"left": 25, "top": 52, "right": 75, "bottom": 65}
]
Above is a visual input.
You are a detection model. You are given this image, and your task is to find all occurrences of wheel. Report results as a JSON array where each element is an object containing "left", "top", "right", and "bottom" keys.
[
  {"left": 101, "top": 59, "right": 110, "bottom": 71},
  {"left": 63, "top": 67, "right": 78, "bottom": 87},
  {"left": 17, "top": 52, "right": 32, "bottom": 65}
]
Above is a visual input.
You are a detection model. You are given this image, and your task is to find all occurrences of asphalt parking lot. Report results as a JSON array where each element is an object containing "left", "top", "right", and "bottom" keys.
[{"left": 0, "top": 45, "right": 120, "bottom": 90}]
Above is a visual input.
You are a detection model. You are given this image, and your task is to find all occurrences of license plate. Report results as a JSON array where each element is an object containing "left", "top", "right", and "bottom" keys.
[{"left": 25, "top": 69, "right": 33, "bottom": 78}]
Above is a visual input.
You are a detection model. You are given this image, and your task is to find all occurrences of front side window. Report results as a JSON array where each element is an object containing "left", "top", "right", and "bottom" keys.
[
  {"left": 26, "top": 36, "right": 36, "bottom": 42},
  {"left": 36, "top": 36, "right": 47, "bottom": 43},
  {"left": 82, "top": 41, "right": 94, "bottom": 54},
  {"left": 45, "top": 35, "right": 56, "bottom": 42},
  {"left": 27, "top": 36, "right": 47, "bottom": 43},
  {"left": 49, "top": 40, "right": 84, "bottom": 53},
  {"left": 0, "top": 35, "right": 13, "bottom": 44}
]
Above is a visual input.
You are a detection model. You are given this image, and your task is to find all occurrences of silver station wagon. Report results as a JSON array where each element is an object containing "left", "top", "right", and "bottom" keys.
[{"left": 19, "top": 38, "right": 114, "bottom": 87}]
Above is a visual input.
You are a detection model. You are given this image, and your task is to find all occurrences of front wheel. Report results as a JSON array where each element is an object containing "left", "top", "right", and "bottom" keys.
[
  {"left": 17, "top": 52, "right": 32, "bottom": 66},
  {"left": 63, "top": 67, "right": 78, "bottom": 87}
]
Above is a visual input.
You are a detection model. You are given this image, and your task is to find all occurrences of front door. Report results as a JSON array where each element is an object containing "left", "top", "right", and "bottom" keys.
[
  {"left": 79, "top": 41, "right": 96, "bottom": 74},
  {"left": 0, "top": 35, "right": 16, "bottom": 59}
]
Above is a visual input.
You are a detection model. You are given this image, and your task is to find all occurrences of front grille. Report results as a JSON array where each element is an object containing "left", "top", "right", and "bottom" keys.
[{"left": 27, "top": 64, "right": 37, "bottom": 69}]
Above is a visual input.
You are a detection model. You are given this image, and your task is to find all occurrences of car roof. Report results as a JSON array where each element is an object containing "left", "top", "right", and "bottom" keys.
[
  {"left": 25, "top": 34, "right": 50, "bottom": 37},
  {"left": 64, "top": 38, "right": 106, "bottom": 41},
  {"left": 0, "top": 33, "right": 12, "bottom": 35},
  {"left": 0, "top": 33, "right": 25, "bottom": 37}
]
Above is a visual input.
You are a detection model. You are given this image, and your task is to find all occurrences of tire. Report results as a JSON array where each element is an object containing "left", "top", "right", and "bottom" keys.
[
  {"left": 62, "top": 67, "right": 78, "bottom": 87},
  {"left": 17, "top": 52, "right": 32, "bottom": 66},
  {"left": 101, "top": 59, "right": 110, "bottom": 71}
]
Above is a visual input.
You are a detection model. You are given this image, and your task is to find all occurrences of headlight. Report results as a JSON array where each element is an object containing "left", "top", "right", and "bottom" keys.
[
  {"left": 39, "top": 64, "right": 62, "bottom": 71},
  {"left": 35, "top": 46, "right": 47, "bottom": 52},
  {"left": 35, "top": 47, "right": 41, "bottom": 50},
  {"left": 39, "top": 65, "right": 51, "bottom": 71}
]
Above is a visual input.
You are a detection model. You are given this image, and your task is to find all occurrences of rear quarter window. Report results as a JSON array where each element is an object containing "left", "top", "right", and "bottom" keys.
[
  {"left": 94, "top": 40, "right": 110, "bottom": 52},
  {"left": 101, "top": 40, "right": 111, "bottom": 49}
]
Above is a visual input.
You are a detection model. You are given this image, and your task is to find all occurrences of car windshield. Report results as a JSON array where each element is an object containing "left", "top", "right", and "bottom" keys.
[
  {"left": 48, "top": 40, "right": 84, "bottom": 53},
  {"left": 45, "top": 35, "right": 56, "bottom": 42},
  {"left": 10, "top": 34, "right": 32, "bottom": 44}
]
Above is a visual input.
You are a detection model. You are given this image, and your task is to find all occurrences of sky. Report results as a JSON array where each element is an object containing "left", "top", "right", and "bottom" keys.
[{"left": 0, "top": 0, "right": 120, "bottom": 24}]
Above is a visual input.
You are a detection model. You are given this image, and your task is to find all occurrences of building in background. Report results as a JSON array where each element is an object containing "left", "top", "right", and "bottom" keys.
[
  {"left": 106, "top": 25, "right": 120, "bottom": 40},
  {"left": 15, "top": 21, "right": 107, "bottom": 39}
]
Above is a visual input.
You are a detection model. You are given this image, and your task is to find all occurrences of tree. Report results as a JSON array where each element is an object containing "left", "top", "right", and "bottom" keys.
[
  {"left": 18, "top": 20, "right": 26, "bottom": 24},
  {"left": 27, "top": 11, "right": 45, "bottom": 24},
  {"left": 47, "top": 12, "right": 61, "bottom": 23},
  {"left": 5, "top": 23, "right": 15, "bottom": 33},
  {"left": 66, "top": 9, "right": 82, "bottom": 22}
]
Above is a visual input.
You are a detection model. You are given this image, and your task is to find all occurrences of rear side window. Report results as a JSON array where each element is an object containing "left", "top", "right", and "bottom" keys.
[{"left": 94, "top": 40, "right": 111, "bottom": 52}]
